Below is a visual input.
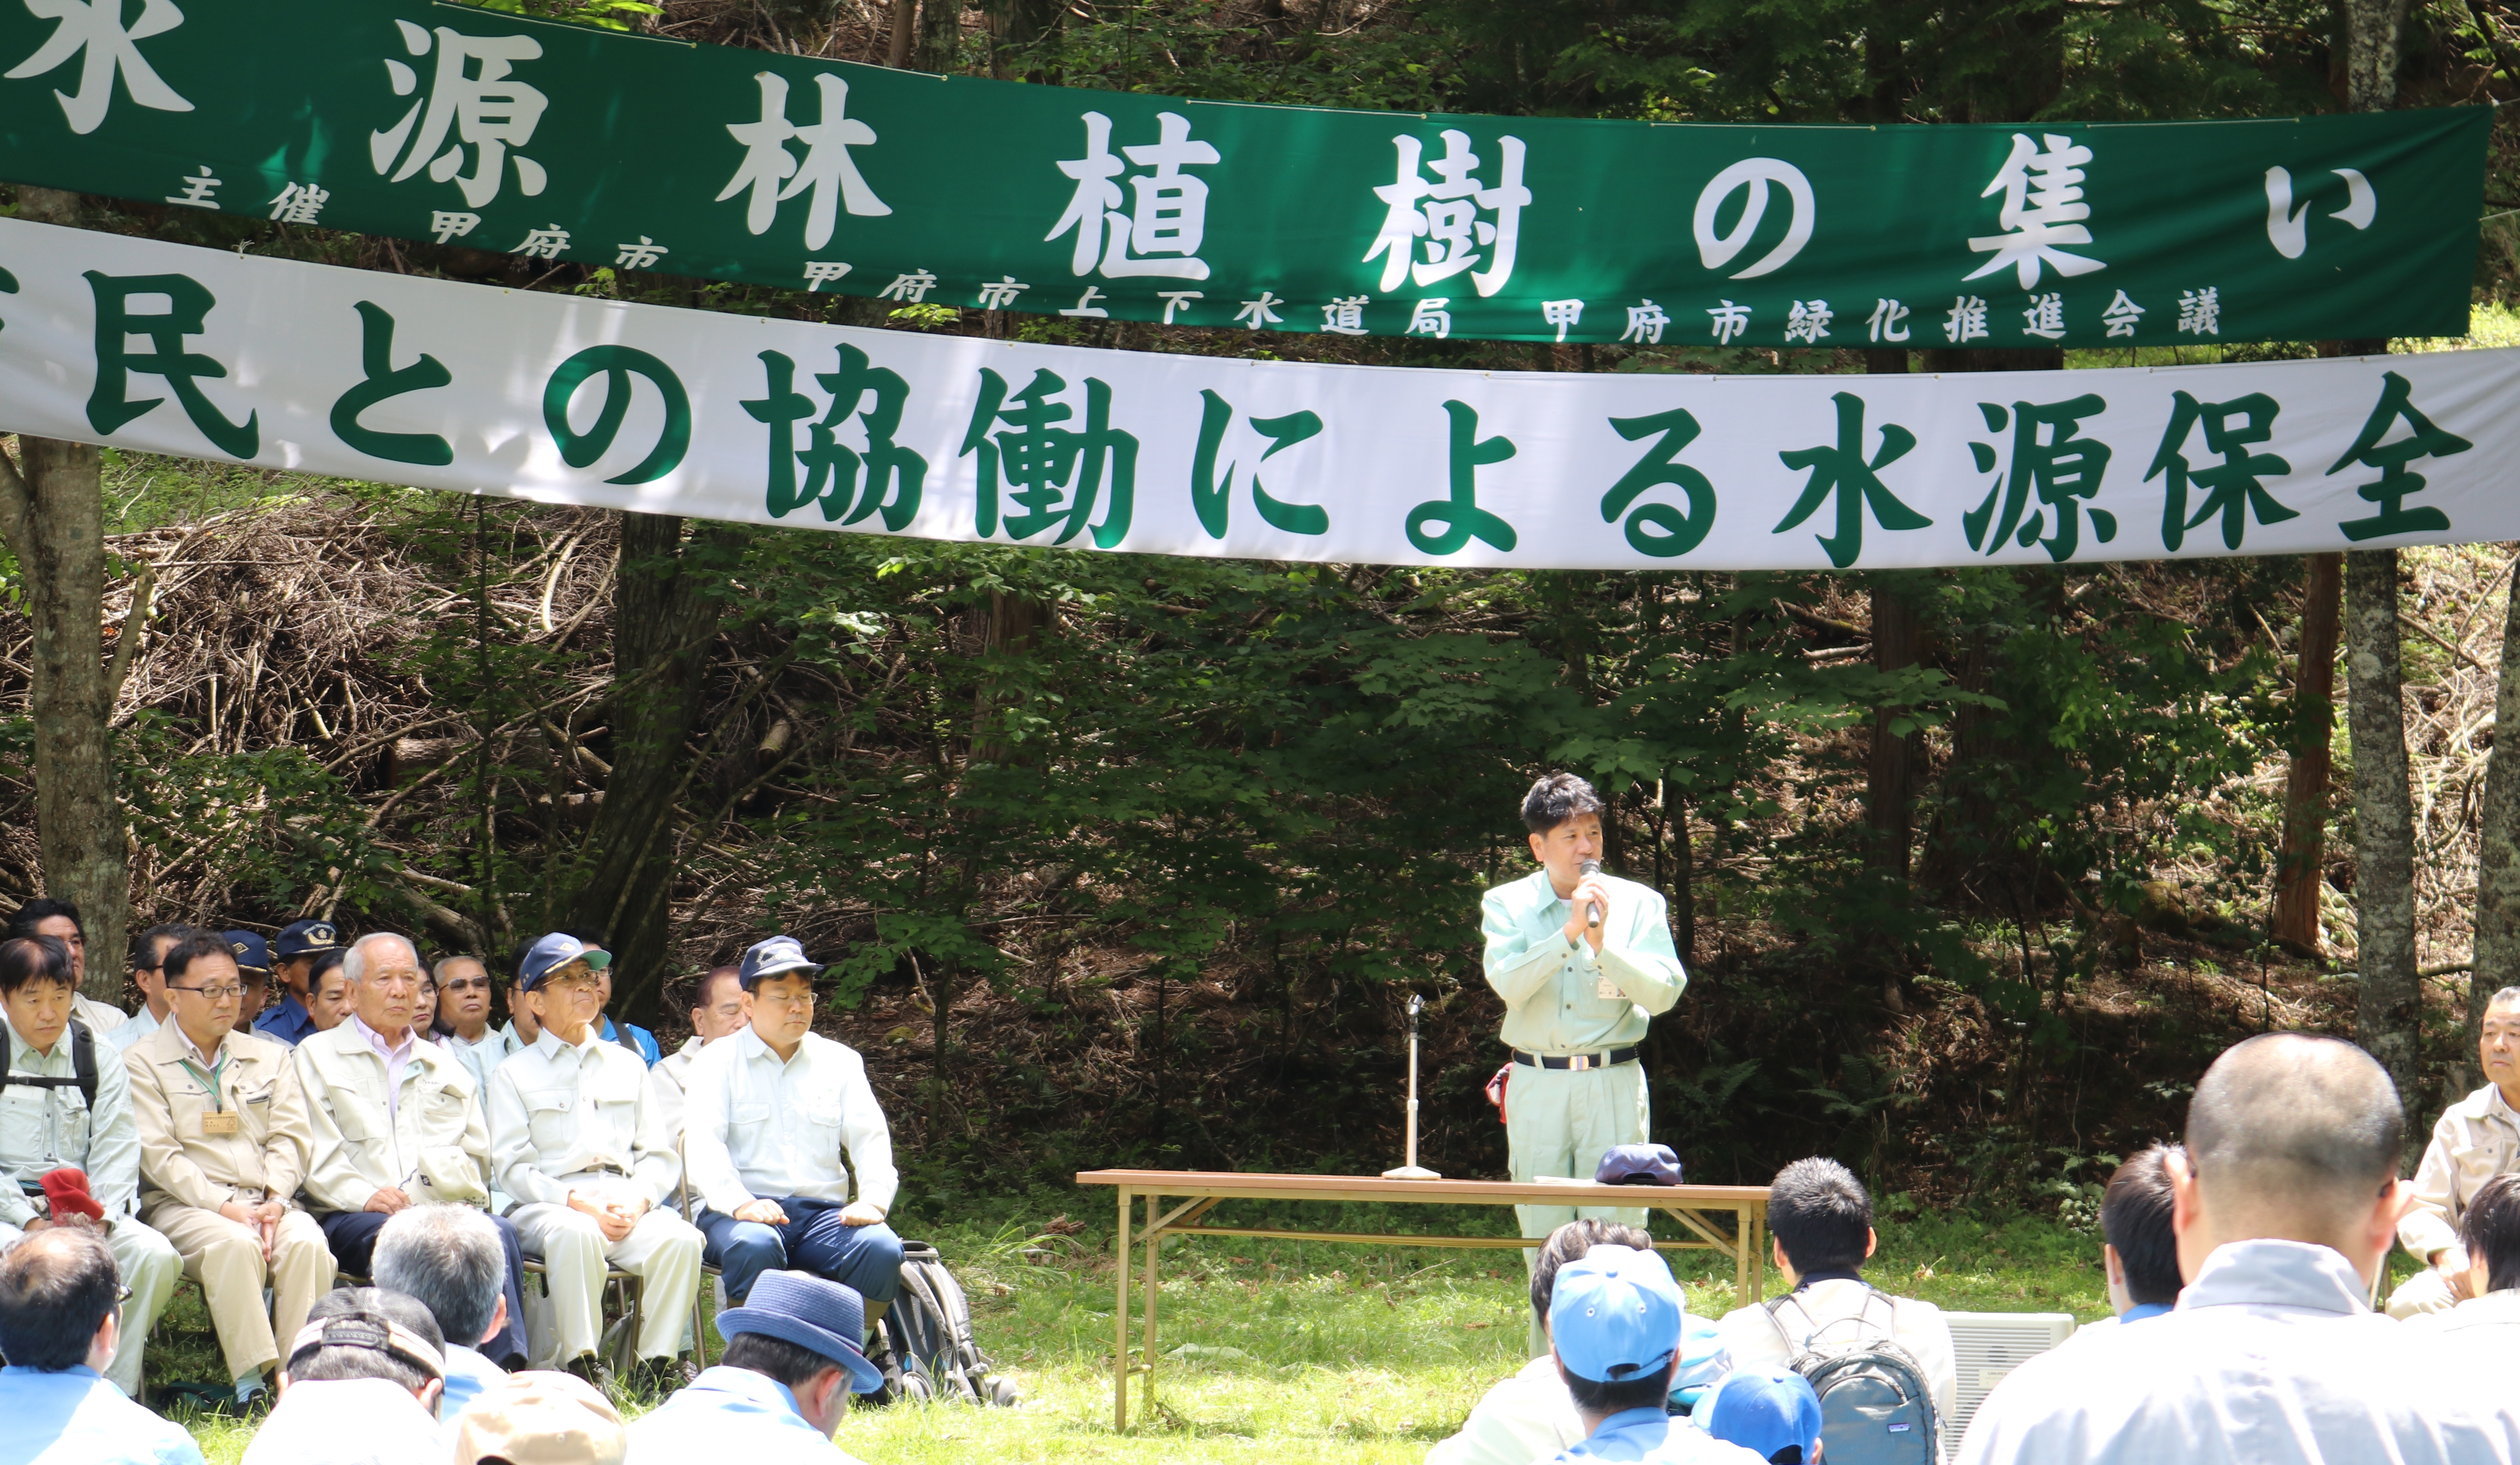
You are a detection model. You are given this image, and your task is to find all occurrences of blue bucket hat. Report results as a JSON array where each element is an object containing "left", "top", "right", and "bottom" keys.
[
  {"left": 1595, "top": 1143, "right": 1684, "bottom": 1186},
  {"left": 1549, "top": 1245, "right": 1684, "bottom": 1385},
  {"left": 716, "top": 1270, "right": 884, "bottom": 1393},
  {"left": 273, "top": 919, "right": 341, "bottom": 960},
  {"left": 1702, "top": 1369, "right": 1824, "bottom": 1462},
  {"left": 517, "top": 931, "right": 612, "bottom": 991},
  {"left": 738, "top": 934, "right": 824, "bottom": 992},
  {"left": 223, "top": 930, "right": 273, "bottom": 976}
]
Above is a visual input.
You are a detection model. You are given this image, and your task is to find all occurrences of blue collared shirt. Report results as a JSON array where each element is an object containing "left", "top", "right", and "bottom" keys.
[
  {"left": 600, "top": 1016, "right": 660, "bottom": 1067},
  {"left": 254, "top": 996, "right": 316, "bottom": 1048},
  {"left": 2118, "top": 1301, "right": 2173, "bottom": 1324},
  {"left": 1553, "top": 1406, "right": 1768, "bottom": 1465},
  {"left": 625, "top": 1365, "right": 868, "bottom": 1462},
  {"left": 437, "top": 1343, "right": 506, "bottom": 1420},
  {"left": 0, "top": 1365, "right": 205, "bottom": 1465}
]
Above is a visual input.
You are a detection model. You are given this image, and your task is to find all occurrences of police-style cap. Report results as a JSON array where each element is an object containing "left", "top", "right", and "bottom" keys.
[
  {"left": 223, "top": 930, "right": 273, "bottom": 976},
  {"left": 737, "top": 934, "right": 824, "bottom": 991},
  {"left": 1548, "top": 1244, "right": 1684, "bottom": 1385},
  {"left": 273, "top": 919, "right": 340, "bottom": 959},
  {"left": 516, "top": 931, "right": 610, "bottom": 991}
]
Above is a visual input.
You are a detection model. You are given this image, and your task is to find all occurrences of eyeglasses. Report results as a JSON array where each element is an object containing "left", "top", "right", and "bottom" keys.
[
  {"left": 169, "top": 984, "right": 244, "bottom": 1001},
  {"left": 442, "top": 977, "right": 491, "bottom": 994}
]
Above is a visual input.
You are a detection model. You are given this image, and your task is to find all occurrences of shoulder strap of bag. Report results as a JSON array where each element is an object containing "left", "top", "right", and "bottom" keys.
[{"left": 71, "top": 1020, "right": 95, "bottom": 1111}]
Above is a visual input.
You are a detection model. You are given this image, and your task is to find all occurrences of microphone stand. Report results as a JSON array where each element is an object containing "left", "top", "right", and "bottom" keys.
[{"left": 1382, "top": 993, "right": 1439, "bottom": 1180}]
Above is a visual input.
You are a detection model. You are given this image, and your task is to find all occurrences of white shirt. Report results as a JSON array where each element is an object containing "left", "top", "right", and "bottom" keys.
[
  {"left": 1958, "top": 1237, "right": 2520, "bottom": 1465},
  {"left": 1425, "top": 1354, "right": 1583, "bottom": 1465},
  {"left": 2407, "top": 1287, "right": 2520, "bottom": 1364},
  {"left": 1717, "top": 1275, "right": 1958, "bottom": 1423},
  {"left": 104, "top": 1008, "right": 161, "bottom": 1054},
  {"left": 683, "top": 1026, "right": 895, "bottom": 1216},
  {"left": 69, "top": 994, "right": 126, "bottom": 1034},
  {"left": 486, "top": 1026, "right": 679, "bottom": 1210},
  {"left": 441, "top": 1026, "right": 518, "bottom": 1102},
  {"left": 242, "top": 1377, "right": 442, "bottom": 1465},
  {"left": 646, "top": 1036, "right": 705, "bottom": 1143}
]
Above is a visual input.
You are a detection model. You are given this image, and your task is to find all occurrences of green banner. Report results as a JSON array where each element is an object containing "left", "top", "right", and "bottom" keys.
[{"left": 0, "top": 0, "right": 2490, "bottom": 347}]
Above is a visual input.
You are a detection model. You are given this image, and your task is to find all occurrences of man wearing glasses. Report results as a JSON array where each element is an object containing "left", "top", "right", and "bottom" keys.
[
  {"left": 0, "top": 933, "right": 180, "bottom": 1399},
  {"left": 125, "top": 931, "right": 333, "bottom": 1409},
  {"left": 486, "top": 932, "right": 701, "bottom": 1392},
  {"left": 432, "top": 956, "right": 516, "bottom": 1101},
  {"left": 684, "top": 936, "right": 904, "bottom": 1342}
]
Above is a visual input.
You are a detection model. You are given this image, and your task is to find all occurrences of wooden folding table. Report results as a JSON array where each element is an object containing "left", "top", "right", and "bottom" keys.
[{"left": 1075, "top": 1169, "right": 1771, "bottom": 1431}]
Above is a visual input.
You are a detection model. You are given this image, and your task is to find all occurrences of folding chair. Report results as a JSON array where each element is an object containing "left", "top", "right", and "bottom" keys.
[
  {"left": 675, "top": 1135, "right": 723, "bottom": 1369},
  {"left": 518, "top": 1252, "right": 645, "bottom": 1375}
]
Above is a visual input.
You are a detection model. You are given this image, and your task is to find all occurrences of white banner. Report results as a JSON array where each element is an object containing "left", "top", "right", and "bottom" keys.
[{"left": 1, "top": 217, "right": 2514, "bottom": 571}]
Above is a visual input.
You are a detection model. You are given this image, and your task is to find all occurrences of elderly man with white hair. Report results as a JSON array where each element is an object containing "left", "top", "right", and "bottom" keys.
[{"left": 294, "top": 931, "right": 529, "bottom": 1368}]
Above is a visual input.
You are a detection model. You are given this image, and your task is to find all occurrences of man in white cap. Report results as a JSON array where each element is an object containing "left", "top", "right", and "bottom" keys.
[
  {"left": 684, "top": 936, "right": 903, "bottom": 1341},
  {"left": 627, "top": 1269, "right": 885, "bottom": 1458},
  {"left": 1542, "top": 1245, "right": 1763, "bottom": 1464},
  {"left": 486, "top": 932, "right": 702, "bottom": 1393}
]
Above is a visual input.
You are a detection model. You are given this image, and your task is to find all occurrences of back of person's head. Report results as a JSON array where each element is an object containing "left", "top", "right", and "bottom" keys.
[
  {"left": 722, "top": 1330, "right": 844, "bottom": 1391},
  {"left": 2101, "top": 1143, "right": 2185, "bottom": 1307},
  {"left": 451, "top": 1370, "right": 624, "bottom": 1465},
  {"left": 1529, "top": 1218, "right": 1653, "bottom": 1322},
  {"left": 0, "top": 1226, "right": 116, "bottom": 1369},
  {"left": 1768, "top": 1157, "right": 1872, "bottom": 1275},
  {"left": 286, "top": 1287, "right": 445, "bottom": 1396},
  {"left": 2461, "top": 1172, "right": 2520, "bottom": 1294},
  {"left": 1547, "top": 1244, "right": 1685, "bottom": 1417},
  {"left": 373, "top": 1205, "right": 504, "bottom": 1350},
  {"left": 2184, "top": 1033, "right": 2404, "bottom": 1233}
]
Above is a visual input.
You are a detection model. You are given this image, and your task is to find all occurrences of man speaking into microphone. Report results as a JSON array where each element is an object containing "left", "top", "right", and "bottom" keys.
[{"left": 1483, "top": 773, "right": 1687, "bottom": 1348}]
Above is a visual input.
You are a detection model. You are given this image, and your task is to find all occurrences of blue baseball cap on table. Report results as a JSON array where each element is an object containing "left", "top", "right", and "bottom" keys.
[
  {"left": 1596, "top": 1143, "right": 1684, "bottom": 1186},
  {"left": 517, "top": 931, "right": 611, "bottom": 991},
  {"left": 1702, "top": 1369, "right": 1824, "bottom": 1462},
  {"left": 272, "top": 919, "right": 340, "bottom": 960},
  {"left": 1548, "top": 1245, "right": 1684, "bottom": 1384},
  {"left": 738, "top": 934, "right": 824, "bottom": 991},
  {"left": 223, "top": 930, "right": 273, "bottom": 975}
]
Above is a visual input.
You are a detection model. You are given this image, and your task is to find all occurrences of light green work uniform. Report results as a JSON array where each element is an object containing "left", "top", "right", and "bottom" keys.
[{"left": 1482, "top": 867, "right": 1686, "bottom": 1351}]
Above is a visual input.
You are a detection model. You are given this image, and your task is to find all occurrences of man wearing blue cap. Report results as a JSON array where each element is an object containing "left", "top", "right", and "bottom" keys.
[
  {"left": 254, "top": 920, "right": 342, "bottom": 1048},
  {"left": 1545, "top": 1246, "right": 1765, "bottom": 1465},
  {"left": 685, "top": 937, "right": 904, "bottom": 1348},
  {"left": 486, "top": 932, "right": 702, "bottom": 1391},
  {"left": 626, "top": 1269, "right": 884, "bottom": 1458},
  {"left": 1700, "top": 1370, "right": 1825, "bottom": 1465},
  {"left": 224, "top": 932, "right": 275, "bottom": 1035}
]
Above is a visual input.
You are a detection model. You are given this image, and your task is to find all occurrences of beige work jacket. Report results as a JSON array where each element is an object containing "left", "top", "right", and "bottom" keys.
[
  {"left": 2402, "top": 1082, "right": 2520, "bottom": 1260},
  {"left": 294, "top": 1020, "right": 491, "bottom": 1214},
  {"left": 125, "top": 1022, "right": 313, "bottom": 1214}
]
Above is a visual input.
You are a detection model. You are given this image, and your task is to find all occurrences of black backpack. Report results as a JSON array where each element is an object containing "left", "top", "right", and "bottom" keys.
[
  {"left": 0, "top": 1019, "right": 97, "bottom": 1110},
  {"left": 1763, "top": 1287, "right": 1940, "bottom": 1465},
  {"left": 873, "top": 1240, "right": 1020, "bottom": 1407}
]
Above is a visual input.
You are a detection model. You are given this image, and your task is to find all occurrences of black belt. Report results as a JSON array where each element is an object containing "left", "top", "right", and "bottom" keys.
[{"left": 1512, "top": 1047, "right": 1639, "bottom": 1071}]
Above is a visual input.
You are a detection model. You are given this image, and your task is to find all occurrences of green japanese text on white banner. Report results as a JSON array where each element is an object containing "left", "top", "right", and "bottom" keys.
[{"left": 0, "top": 218, "right": 2512, "bottom": 572}]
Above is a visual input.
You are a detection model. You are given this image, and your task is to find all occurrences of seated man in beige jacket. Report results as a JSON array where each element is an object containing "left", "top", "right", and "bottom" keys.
[
  {"left": 126, "top": 931, "right": 334, "bottom": 1407},
  {"left": 295, "top": 932, "right": 528, "bottom": 1368},
  {"left": 487, "top": 932, "right": 701, "bottom": 1394},
  {"left": 1715, "top": 1158, "right": 1957, "bottom": 1427},
  {"left": 2390, "top": 985, "right": 2520, "bottom": 1317}
]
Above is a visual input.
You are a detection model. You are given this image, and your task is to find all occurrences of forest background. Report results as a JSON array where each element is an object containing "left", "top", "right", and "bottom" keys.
[{"left": 5, "top": 0, "right": 2520, "bottom": 1227}]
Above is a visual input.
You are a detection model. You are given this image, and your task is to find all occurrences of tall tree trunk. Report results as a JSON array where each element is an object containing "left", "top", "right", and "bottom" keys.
[
  {"left": 917, "top": 0, "right": 960, "bottom": 72},
  {"left": 2472, "top": 552, "right": 2520, "bottom": 1062},
  {"left": 2346, "top": 549, "right": 2421, "bottom": 1111},
  {"left": 563, "top": 513, "right": 734, "bottom": 1024},
  {"left": 0, "top": 187, "right": 129, "bottom": 1003},
  {"left": 1863, "top": 350, "right": 1917, "bottom": 881},
  {"left": 971, "top": 590, "right": 1051, "bottom": 765},
  {"left": 2271, "top": 553, "right": 2342, "bottom": 951}
]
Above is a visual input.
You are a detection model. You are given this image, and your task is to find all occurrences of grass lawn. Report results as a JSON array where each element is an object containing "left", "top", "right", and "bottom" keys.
[{"left": 162, "top": 1198, "right": 2160, "bottom": 1463}]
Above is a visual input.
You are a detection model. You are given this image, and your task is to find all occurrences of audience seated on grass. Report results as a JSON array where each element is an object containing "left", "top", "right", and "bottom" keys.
[
  {"left": 1542, "top": 1245, "right": 1765, "bottom": 1465},
  {"left": 1716, "top": 1157, "right": 1957, "bottom": 1425},
  {"left": 626, "top": 1269, "right": 887, "bottom": 1461},
  {"left": 2395, "top": 986, "right": 2520, "bottom": 1319},
  {"left": 1957, "top": 1032, "right": 2520, "bottom": 1464},
  {"left": 2405, "top": 1171, "right": 2520, "bottom": 1360},
  {"left": 1425, "top": 1219, "right": 1635, "bottom": 1465},
  {"left": 1698, "top": 1369, "right": 1824, "bottom": 1465},
  {"left": 242, "top": 1287, "right": 446, "bottom": 1465},
  {"left": 372, "top": 1204, "right": 512, "bottom": 1420},
  {"left": 0, "top": 1227, "right": 204, "bottom": 1465},
  {"left": 451, "top": 1370, "right": 626, "bottom": 1465},
  {"left": 2080, "top": 1143, "right": 2184, "bottom": 1332}
]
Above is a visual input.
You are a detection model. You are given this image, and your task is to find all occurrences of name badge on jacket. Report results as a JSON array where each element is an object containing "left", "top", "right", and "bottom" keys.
[
  {"left": 202, "top": 1112, "right": 240, "bottom": 1136},
  {"left": 1596, "top": 974, "right": 1621, "bottom": 1000}
]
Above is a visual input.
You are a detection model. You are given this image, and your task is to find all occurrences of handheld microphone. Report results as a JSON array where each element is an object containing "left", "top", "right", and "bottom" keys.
[{"left": 1580, "top": 858, "right": 1602, "bottom": 928}]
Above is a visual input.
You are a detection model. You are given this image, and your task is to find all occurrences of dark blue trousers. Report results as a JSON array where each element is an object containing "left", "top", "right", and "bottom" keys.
[
  {"left": 318, "top": 1207, "right": 530, "bottom": 1368},
  {"left": 697, "top": 1199, "right": 903, "bottom": 1310}
]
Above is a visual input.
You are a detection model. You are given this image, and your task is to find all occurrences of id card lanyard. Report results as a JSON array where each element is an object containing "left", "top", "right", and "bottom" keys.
[{"left": 178, "top": 1052, "right": 238, "bottom": 1136}]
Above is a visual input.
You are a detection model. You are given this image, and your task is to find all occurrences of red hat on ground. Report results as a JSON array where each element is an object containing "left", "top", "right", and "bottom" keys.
[{"left": 38, "top": 1168, "right": 103, "bottom": 1224}]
